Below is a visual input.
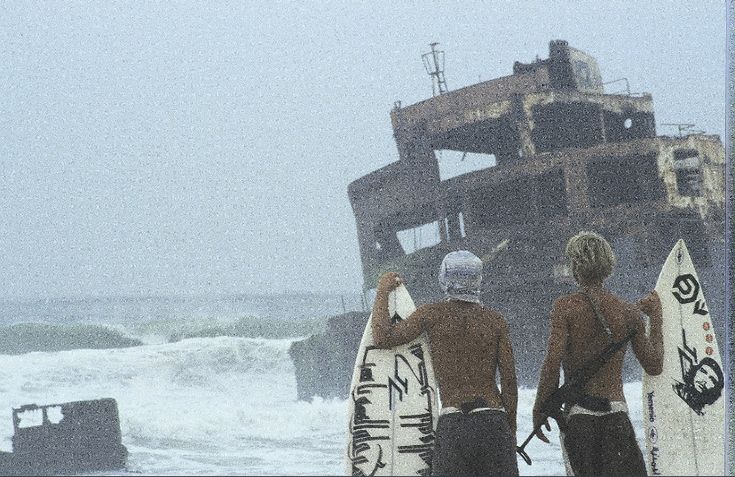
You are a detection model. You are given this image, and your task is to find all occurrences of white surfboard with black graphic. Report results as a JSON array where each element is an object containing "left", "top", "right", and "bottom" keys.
[
  {"left": 642, "top": 239, "right": 724, "bottom": 475},
  {"left": 345, "top": 284, "right": 439, "bottom": 476}
]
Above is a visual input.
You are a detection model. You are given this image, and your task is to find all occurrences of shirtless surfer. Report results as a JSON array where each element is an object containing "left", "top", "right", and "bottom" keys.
[
  {"left": 372, "top": 250, "right": 519, "bottom": 476},
  {"left": 533, "top": 231, "right": 664, "bottom": 476}
]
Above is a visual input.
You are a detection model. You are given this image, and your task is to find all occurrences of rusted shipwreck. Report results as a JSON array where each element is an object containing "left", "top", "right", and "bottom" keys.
[
  {"left": 0, "top": 398, "right": 128, "bottom": 475},
  {"left": 291, "top": 40, "right": 726, "bottom": 399}
]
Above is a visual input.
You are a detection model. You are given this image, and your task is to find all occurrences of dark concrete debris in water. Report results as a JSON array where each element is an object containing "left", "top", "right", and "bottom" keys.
[
  {"left": 291, "top": 40, "right": 726, "bottom": 400},
  {"left": 0, "top": 398, "right": 128, "bottom": 475},
  {"left": 289, "top": 311, "right": 369, "bottom": 401}
]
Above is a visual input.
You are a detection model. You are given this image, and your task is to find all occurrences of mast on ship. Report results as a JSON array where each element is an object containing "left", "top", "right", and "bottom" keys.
[{"left": 422, "top": 42, "right": 448, "bottom": 96}]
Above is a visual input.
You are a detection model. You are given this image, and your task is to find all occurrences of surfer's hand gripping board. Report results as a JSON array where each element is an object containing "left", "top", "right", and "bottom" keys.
[
  {"left": 376, "top": 272, "right": 403, "bottom": 293},
  {"left": 636, "top": 291, "right": 662, "bottom": 319}
]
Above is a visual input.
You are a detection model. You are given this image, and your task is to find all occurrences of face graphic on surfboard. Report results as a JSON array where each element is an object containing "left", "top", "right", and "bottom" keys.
[
  {"left": 672, "top": 329, "right": 724, "bottom": 416},
  {"left": 693, "top": 362, "right": 721, "bottom": 393},
  {"left": 670, "top": 269, "right": 723, "bottom": 416}
]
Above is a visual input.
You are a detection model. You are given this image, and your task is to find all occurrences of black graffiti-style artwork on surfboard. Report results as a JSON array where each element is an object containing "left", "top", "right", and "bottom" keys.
[
  {"left": 672, "top": 329, "right": 724, "bottom": 416},
  {"left": 672, "top": 273, "right": 708, "bottom": 315},
  {"left": 346, "top": 285, "right": 438, "bottom": 476},
  {"left": 349, "top": 341, "right": 436, "bottom": 475},
  {"left": 385, "top": 312, "right": 435, "bottom": 470},
  {"left": 669, "top": 271, "right": 723, "bottom": 416},
  {"left": 349, "top": 346, "right": 391, "bottom": 476},
  {"left": 392, "top": 344, "right": 435, "bottom": 468}
]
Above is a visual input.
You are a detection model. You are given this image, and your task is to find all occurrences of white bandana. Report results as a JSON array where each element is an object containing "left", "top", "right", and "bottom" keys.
[{"left": 438, "top": 250, "right": 483, "bottom": 303}]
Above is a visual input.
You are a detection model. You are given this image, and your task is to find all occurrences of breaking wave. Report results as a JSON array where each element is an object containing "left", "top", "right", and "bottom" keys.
[
  {"left": 0, "top": 322, "right": 142, "bottom": 355},
  {"left": 0, "top": 335, "right": 346, "bottom": 474},
  {"left": 0, "top": 314, "right": 327, "bottom": 355},
  {"left": 132, "top": 315, "right": 327, "bottom": 343}
]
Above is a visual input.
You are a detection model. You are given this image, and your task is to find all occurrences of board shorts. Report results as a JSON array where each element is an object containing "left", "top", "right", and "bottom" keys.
[
  {"left": 431, "top": 409, "right": 518, "bottom": 476},
  {"left": 561, "top": 402, "right": 647, "bottom": 476}
]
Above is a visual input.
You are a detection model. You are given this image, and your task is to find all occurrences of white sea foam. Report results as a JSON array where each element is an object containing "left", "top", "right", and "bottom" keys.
[{"left": 0, "top": 336, "right": 645, "bottom": 475}]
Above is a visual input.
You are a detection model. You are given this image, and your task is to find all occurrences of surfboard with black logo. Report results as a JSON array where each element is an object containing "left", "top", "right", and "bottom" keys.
[
  {"left": 344, "top": 284, "right": 439, "bottom": 476},
  {"left": 642, "top": 239, "right": 724, "bottom": 475}
]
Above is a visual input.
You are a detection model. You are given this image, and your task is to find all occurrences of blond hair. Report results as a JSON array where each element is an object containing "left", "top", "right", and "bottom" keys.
[{"left": 565, "top": 231, "right": 616, "bottom": 285}]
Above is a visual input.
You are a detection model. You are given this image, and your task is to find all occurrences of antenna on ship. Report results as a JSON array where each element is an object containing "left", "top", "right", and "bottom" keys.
[
  {"left": 661, "top": 123, "right": 705, "bottom": 137},
  {"left": 422, "top": 42, "right": 448, "bottom": 96}
]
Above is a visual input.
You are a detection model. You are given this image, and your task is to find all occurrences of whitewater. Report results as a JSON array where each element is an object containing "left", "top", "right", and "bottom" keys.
[{"left": 0, "top": 296, "right": 648, "bottom": 476}]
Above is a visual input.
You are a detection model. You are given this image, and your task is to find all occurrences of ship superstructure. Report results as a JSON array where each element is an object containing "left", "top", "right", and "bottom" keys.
[{"left": 347, "top": 41, "right": 725, "bottom": 379}]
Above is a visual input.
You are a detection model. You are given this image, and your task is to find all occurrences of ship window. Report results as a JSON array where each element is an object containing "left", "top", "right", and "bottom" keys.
[
  {"left": 587, "top": 154, "right": 664, "bottom": 207},
  {"left": 16, "top": 409, "right": 44, "bottom": 428},
  {"left": 397, "top": 221, "right": 441, "bottom": 254},
  {"left": 437, "top": 150, "right": 497, "bottom": 181},
  {"left": 444, "top": 212, "right": 468, "bottom": 242},
  {"left": 469, "top": 176, "right": 534, "bottom": 228},
  {"left": 532, "top": 102, "right": 604, "bottom": 152},
  {"left": 673, "top": 149, "right": 702, "bottom": 197},
  {"left": 603, "top": 111, "right": 655, "bottom": 142},
  {"left": 46, "top": 406, "right": 64, "bottom": 424}
]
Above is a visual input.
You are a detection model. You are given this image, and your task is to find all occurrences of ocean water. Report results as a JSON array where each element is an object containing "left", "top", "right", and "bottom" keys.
[{"left": 0, "top": 295, "right": 647, "bottom": 476}]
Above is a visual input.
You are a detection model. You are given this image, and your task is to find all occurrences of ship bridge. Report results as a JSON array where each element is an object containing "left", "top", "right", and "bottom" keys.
[{"left": 390, "top": 40, "right": 656, "bottom": 166}]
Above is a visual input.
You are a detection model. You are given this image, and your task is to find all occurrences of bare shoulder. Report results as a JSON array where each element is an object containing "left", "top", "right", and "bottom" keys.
[
  {"left": 413, "top": 303, "right": 435, "bottom": 315},
  {"left": 410, "top": 303, "right": 438, "bottom": 322},
  {"left": 477, "top": 305, "right": 508, "bottom": 331},
  {"left": 599, "top": 291, "right": 643, "bottom": 334},
  {"left": 604, "top": 291, "right": 639, "bottom": 315},
  {"left": 551, "top": 293, "right": 583, "bottom": 315}
]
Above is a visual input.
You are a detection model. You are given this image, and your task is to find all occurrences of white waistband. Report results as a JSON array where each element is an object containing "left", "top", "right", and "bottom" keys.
[
  {"left": 568, "top": 401, "right": 628, "bottom": 417},
  {"left": 440, "top": 406, "right": 505, "bottom": 416}
]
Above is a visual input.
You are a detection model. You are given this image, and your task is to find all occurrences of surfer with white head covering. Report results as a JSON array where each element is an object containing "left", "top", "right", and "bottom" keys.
[
  {"left": 372, "top": 250, "right": 519, "bottom": 476},
  {"left": 533, "top": 231, "right": 663, "bottom": 476},
  {"left": 438, "top": 250, "right": 483, "bottom": 303}
]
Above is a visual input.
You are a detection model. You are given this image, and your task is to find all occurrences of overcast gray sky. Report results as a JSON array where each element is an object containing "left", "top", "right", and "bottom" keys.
[{"left": 0, "top": 1, "right": 727, "bottom": 299}]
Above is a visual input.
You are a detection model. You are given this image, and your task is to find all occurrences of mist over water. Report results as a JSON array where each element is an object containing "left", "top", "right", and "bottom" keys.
[{"left": 0, "top": 293, "right": 363, "bottom": 326}]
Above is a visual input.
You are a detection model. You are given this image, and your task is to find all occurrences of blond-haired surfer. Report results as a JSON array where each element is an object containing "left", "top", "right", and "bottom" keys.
[
  {"left": 372, "top": 250, "right": 519, "bottom": 476},
  {"left": 533, "top": 231, "right": 664, "bottom": 475}
]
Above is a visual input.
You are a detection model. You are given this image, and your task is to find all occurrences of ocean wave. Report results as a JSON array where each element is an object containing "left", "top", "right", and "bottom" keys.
[
  {"left": 130, "top": 315, "right": 326, "bottom": 343},
  {"left": 0, "top": 336, "right": 302, "bottom": 454},
  {"left": 0, "top": 322, "right": 143, "bottom": 355},
  {"left": 0, "top": 312, "right": 326, "bottom": 355}
]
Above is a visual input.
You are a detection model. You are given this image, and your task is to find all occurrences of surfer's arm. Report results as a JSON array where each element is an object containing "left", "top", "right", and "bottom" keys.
[
  {"left": 532, "top": 301, "right": 567, "bottom": 443},
  {"left": 371, "top": 272, "right": 426, "bottom": 348},
  {"left": 631, "top": 291, "right": 664, "bottom": 376},
  {"left": 497, "top": 318, "right": 518, "bottom": 436}
]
